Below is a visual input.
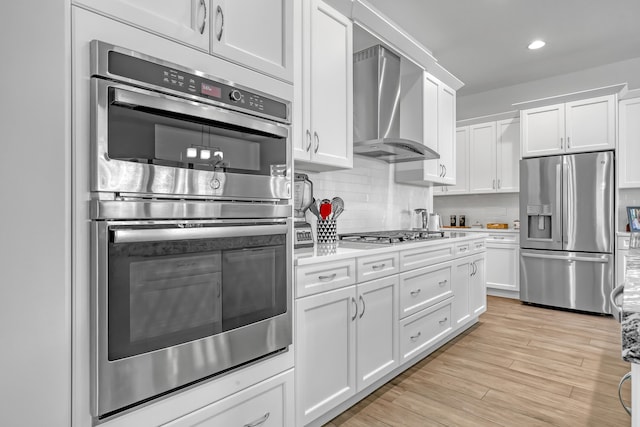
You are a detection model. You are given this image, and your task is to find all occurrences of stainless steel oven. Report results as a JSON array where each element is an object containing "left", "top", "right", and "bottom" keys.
[{"left": 89, "top": 41, "right": 293, "bottom": 419}]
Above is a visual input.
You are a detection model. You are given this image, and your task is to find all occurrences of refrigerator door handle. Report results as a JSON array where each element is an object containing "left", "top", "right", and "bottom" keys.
[
  {"left": 556, "top": 162, "right": 563, "bottom": 244},
  {"left": 562, "top": 158, "right": 571, "bottom": 247},
  {"left": 521, "top": 252, "right": 609, "bottom": 263}
]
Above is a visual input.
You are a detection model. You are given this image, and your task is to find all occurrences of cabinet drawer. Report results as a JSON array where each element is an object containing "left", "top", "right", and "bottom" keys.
[
  {"left": 399, "top": 262, "right": 452, "bottom": 318},
  {"left": 357, "top": 252, "right": 399, "bottom": 283},
  {"left": 618, "top": 236, "right": 631, "bottom": 250},
  {"left": 454, "top": 242, "right": 471, "bottom": 256},
  {"left": 400, "top": 243, "right": 453, "bottom": 272},
  {"left": 486, "top": 233, "right": 519, "bottom": 244},
  {"left": 471, "top": 239, "right": 486, "bottom": 252},
  {"left": 400, "top": 300, "right": 452, "bottom": 362},
  {"left": 296, "top": 259, "right": 356, "bottom": 298},
  {"left": 163, "top": 369, "right": 293, "bottom": 427}
]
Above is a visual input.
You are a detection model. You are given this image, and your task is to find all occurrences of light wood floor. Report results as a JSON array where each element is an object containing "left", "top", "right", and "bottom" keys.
[{"left": 324, "top": 296, "right": 631, "bottom": 427}]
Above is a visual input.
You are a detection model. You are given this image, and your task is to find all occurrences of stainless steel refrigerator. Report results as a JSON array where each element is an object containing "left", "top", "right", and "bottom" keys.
[{"left": 519, "top": 151, "right": 614, "bottom": 314}]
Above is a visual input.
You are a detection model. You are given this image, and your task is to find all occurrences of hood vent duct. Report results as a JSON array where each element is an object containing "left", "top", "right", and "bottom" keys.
[{"left": 353, "top": 45, "right": 440, "bottom": 163}]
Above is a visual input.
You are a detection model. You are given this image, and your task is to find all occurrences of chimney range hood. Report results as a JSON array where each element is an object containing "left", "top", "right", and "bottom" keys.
[{"left": 353, "top": 45, "right": 439, "bottom": 163}]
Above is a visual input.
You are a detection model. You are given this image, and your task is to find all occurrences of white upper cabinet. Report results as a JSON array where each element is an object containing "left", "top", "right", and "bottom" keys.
[
  {"left": 437, "top": 126, "right": 469, "bottom": 195},
  {"left": 521, "top": 95, "right": 615, "bottom": 157},
  {"left": 210, "top": 0, "right": 293, "bottom": 82},
  {"left": 619, "top": 97, "right": 640, "bottom": 188},
  {"left": 496, "top": 118, "right": 520, "bottom": 192},
  {"left": 396, "top": 72, "right": 457, "bottom": 186},
  {"left": 73, "top": 0, "right": 211, "bottom": 51},
  {"left": 469, "top": 122, "right": 497, "bottom": 193},
  {"left": 294, "top": 0, "right": 353, "bottom": 170}
]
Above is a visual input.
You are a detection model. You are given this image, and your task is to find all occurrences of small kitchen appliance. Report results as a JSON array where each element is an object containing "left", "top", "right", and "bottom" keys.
[{"left": 294, "top": 173, "right": 314, "bottom": 248}]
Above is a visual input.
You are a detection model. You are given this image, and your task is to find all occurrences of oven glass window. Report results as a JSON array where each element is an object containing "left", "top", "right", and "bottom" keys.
[
  {"left": 107, "top": 89, "right": 286, "bottom": 176},
  {"left": 107, "top": 230, "right": 287, "bottom": 360}
]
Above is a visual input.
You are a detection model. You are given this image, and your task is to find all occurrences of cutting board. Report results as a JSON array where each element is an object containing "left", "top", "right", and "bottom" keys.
[{"left": 486, "top": 223, "right": 509, "bottom": 229}]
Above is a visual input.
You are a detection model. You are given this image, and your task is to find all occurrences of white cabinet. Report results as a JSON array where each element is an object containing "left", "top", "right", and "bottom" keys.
[
  {"left": 210, "top": 0, "right": 293, "bottom": 82},
  {"left": 617, "top": 235, "right": 631, "bottom": 288},
  {"left": 521, "top": 95, "right": 615, "bottom": 158},
  {"left": 294, "top": 0, "right": 353, "bottom": 170},
  {"left": 436, "top": 126, "right": 469, "bottom": 195},
  {"left": 163, "top": 369, "right": 294, "bottom": 427},
  {"left": 295, "top": 285, "right": 357, "bottom": 426},
  {"left": 295, "top": 266, "right": 399, "bottom": 426},
  {"left": 469, "top": 254, "right": 487, "bottom": 316},
  {"left": 468, "top": 118, "right": 520, "bottom": 194},
  {"left": 73, "top": 0, "right": 210, "bottom": 51},
  {"left": 486, "top": 238, "right": 519, "bottom": 295},
  {"left": 619, "top": 98, "right": 640, "bottom": 188},
  {"left": 355, "top": 276, "right": 400, "bottom": 390},
  {"left": 396, "top": 73, "right": 457, "bottom": 186}
]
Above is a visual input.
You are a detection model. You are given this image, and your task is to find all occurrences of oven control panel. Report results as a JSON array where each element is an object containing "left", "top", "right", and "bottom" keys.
[{"left": 106, "top": 50, "right": 288, "bottom": 122}]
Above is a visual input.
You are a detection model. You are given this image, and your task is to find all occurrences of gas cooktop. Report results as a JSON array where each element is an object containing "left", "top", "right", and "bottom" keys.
[{"left": 339, "top": 229, "right": 447, "bottom": 245}]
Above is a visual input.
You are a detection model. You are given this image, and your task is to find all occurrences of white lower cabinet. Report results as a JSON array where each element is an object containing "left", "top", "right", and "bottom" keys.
[
  {"left": 470, "top": 254, "right": 487, "bottom": 316},
  {"left": 398, "top": 261, "right": 452, "bottom": 318},
  {"left": 163, "top": 369, "right": 294, "bottom": 426},
  {"left": 483, "top": 233, "right": 520, "bottom": 298},
  {"left": 451, "top": 242, "right": 486, "bottom": 326},
  {"left": 295, "top": 275, "right": 399, "bottom": 426}
]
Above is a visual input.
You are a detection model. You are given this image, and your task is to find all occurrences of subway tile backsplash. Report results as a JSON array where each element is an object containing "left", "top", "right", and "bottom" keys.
[{"left": 297, "top": 157, "right": 433, "bottom": 234}]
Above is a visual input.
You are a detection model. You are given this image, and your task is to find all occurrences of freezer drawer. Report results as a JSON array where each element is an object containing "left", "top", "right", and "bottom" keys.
[{"left": 520, "top": 249, "right": 613, "bottom": 314}]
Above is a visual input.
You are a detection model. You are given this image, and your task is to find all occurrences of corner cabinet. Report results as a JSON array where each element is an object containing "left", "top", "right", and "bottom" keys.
[
  {"left": 521, "top": 95, "right": 616, "bottom": 158},
  {"left": 294, "top": 0, "right": 353, "bottom": 171},
  {"left": 619, "top": 97, "right": 640, "bottom": 188},
  {"left": 209, "top": 0, "right": 293, "bottom": 82},
  {"left": 396, "top": 72, "right": 456, "bottom": 186},
  {"left": 73, "top": 0, "right": 211, "bottom": 51}
]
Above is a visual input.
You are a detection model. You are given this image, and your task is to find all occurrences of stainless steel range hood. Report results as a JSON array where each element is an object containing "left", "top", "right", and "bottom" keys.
[{"left": 353, "top": 45, "right": 439, "bottom": 163}]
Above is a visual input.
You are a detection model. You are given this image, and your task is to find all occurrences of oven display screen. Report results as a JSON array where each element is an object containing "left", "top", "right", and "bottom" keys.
[{"left": 201, "top": 83, "right": 222, "bottom": 98}]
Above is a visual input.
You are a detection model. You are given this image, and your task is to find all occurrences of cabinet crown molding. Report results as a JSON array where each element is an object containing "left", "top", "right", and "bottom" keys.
[{"left": 512, "top": 83, "right": 627, "bottom": 111}]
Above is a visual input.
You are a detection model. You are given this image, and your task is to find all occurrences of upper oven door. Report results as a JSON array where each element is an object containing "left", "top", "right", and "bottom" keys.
[{"left": 91, "top": 78, "right": 291, "bottom": 201}]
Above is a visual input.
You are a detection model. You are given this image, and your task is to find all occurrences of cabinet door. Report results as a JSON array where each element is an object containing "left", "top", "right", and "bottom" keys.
[
  {"left": 438, "top": 84, "right": 457, "bottom": 185},
  {"left": 303, "top": 0, "right": 353, "bottom": 168},
  {"left": 468, "top": 122, "right": 497, "bottom": 193},
  {"left": 163, "top": 370, "right": 294, "bottom": 427},
  {"left": 486, "top": 244, "right": 519, "bottom": 292},
  {"left": 356, "top": 276, "right": 399, "bottom": 390},
  {"left": 445, "top": 127, "right": 469, "bottom": 194},
  {"left": 619, "top": 98, "right": 640, "bottom": 187},
  {"left": 565, "top": 95, "right": 615, "bottom": 153},
  {"left": 295, "top": 286, "right": 356, "bottom": 426},
  {"left": 451, "top": 258, "right": 471, "bottom": 327},
  {"left": 422, "top": 74, "right": 441, "bottom": 181},
  {"left": 496, "top": 118, "right": 520, "bottom": 192},
  {"left": 470, "top": 255, "right": 487, "bottom": 315},
  {"left": 74, "top": 0, "right": 210, "bottom": 51},
  {"left": 521, "top": 104, "right": 565, "bottom": 157},
  {"left": 210, "top": 0, "right": 293, "bottom": 82}
]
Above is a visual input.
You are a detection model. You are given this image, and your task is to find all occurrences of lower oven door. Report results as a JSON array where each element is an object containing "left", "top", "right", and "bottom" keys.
[{"left": 92, "top": 219, "right": 292, "bottom": 418}]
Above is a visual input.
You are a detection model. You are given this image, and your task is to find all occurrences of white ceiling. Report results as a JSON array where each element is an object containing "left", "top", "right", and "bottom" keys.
[{"left": 364, "top": 0, "right": 640, "bottom": 96}]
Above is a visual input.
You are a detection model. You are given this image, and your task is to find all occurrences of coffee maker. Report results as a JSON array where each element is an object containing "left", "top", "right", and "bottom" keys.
[{"left": 294, "top": 173, "right": 314, "bottom": 248}]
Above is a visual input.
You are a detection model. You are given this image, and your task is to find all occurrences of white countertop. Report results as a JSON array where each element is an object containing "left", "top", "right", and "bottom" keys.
[
  {"left": 441, "top": 227, "right": 520, "bottom": 234},
  {"left": 295, "top": 232, "right": 483, "bottom": 266}
]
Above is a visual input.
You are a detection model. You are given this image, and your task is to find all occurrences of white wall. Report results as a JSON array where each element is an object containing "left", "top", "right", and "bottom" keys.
[
  {"left": 298, "top": 157, "right": 433, "bottom": 234},
  {"left": 458, "top": 56, "right": 640, "bottom": 120},
  {"left": 0, "top": 2, "right": 71, "bottom": 427},
  {"left": 434, "top": 193, "right": 519, "bottom": 229}
]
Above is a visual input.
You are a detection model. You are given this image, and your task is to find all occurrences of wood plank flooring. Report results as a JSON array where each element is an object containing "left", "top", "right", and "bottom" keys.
[{"left": 324, "top": 296, "right": 632, "bottom": 427}]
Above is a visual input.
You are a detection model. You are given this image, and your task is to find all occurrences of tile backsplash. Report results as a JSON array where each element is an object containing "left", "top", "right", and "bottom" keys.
[
  {"left": 434, "top": 193, "right": 520, "bottom": 228},
  {"left": 297, "top": 156, "right": 433, "bottom": 234}
]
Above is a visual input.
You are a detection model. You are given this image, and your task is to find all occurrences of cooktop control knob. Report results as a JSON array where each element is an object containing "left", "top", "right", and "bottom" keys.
[{"left": 229, "top": 89, "right": 242, "bottom": 102}]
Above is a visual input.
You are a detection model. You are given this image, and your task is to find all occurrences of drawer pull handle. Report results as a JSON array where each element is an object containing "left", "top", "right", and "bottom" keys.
[
  {"left": 318, "top": 273, "right": 337, "bottom": 282},
  {"left": 460, "top": 247, "right": 468, "bottom": 252},
  {"left": 439, "top": 317, "right": 448, "bottom": 325},
  {"left": 438, "top": 280, "right": 448, "bottom": 287},
  {"left": 244, "top": 412, "right": 270, "bottom": 427},
  {"left": 410, "top": 289, "right": 421, "bottom": 297},
  {"left": 410, "top": 332, "right": 422, "bottom": 342},
  {"left": 371, "top": 263, "right": 386, "bottom": 270}
]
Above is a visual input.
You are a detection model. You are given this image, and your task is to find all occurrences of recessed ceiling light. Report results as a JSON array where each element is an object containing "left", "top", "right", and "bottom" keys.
[{"left": 528, "top": 40, "right": 546, "bottom": 50}]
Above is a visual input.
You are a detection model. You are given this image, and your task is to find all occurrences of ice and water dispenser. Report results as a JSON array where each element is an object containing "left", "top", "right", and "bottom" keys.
[{"left": 526, "top": 204, "right": 553, "bottom": 240}]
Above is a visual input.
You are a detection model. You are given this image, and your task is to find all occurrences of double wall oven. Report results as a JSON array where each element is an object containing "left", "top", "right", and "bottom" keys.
[{"left": 89, "top": 41, "right": 292, "bottom": 419}]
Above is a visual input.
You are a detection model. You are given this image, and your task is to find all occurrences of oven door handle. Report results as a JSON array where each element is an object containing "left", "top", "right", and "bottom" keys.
[
  {"left": 111, "top": 87, "right": 289, "bottom": 138},
  {"left": 112, "top": 224, "right": 288, "bottom": 244}
]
